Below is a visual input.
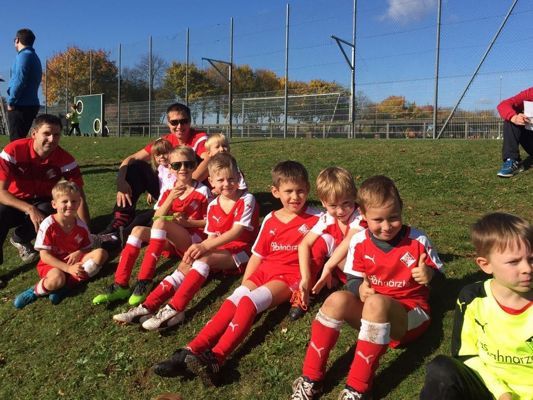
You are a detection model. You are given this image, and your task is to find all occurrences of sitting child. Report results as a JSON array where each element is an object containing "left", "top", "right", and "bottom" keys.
[
  {"left": 293, "top": 166, "right": 366, "bottom": 320},
  {"left": 290, "top": 175, "right": 444, "bottom": 400},
  {"left": 92, "top": 146, "right": 211, "bottom": 306},
  {"left": 421, "top": 212, "right": 532, "bottom": 400},
  {"left": 113, "top": 152, "right": 259, "bottom": 330},
  {"left": 152, "top": 160, "right": 330, "bottom": 385},
  {"left": 14, "top": 181, "right": 108, "bottom": 308}
]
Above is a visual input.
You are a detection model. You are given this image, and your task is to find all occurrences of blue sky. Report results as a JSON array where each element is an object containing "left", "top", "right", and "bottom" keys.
[{"left": 1, "top": 0, "right": 531, "bottom": 110}]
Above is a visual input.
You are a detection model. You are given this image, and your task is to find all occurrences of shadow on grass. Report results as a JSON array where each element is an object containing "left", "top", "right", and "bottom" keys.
[
  {"left": 320, "top": 268, "right": 489, "bottom": 400},
  {"left": 0, "top": 260, "right": 37, "bottom": 285}
]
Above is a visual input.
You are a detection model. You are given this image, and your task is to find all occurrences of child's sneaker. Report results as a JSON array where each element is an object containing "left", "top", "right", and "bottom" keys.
[
  {"left": 9, "top": 237, "right": 38, "bottom": 264},
  {"left": 185, "top": 349, "right": 221, "bottom": 387},
  {"left": 288, "top": 290, "right": 309, "bottom": 321},
  {"left": 153, "top": 348, "right": 192, "bottom": 377},
  {"left": 337, "top": 386, "right": 372, "bottom": 400},
  {"left": 14, "top": 287, "right": 37, "bottom": 309},
  {"left": 141, "top": 304, "right": 185, "bottom": 331},
  {"left": 49, "top": 287, "right": 69, "bottom": 305},
  {"left": 113, "top": 305, "right": 153, "bottom": 324},
  {"left": 290, "top": 376, "right": 322, "bottom": 399},
  {"left": 128, "top": 280, "right": 152, "bottom": 306},
  {"left": 497, "top": 158, "right": 524, "bottom": 178},
  {"left": 92, "top": 283, "right": 131, "bottom": 305},
  {"left": 90, "top": 232, "right": 119, "bottom": 249}
]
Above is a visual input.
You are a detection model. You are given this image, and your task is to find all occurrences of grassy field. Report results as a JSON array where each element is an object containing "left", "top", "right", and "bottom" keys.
[{"left": 0, "top": 136, "right": 531, "bottom": 400}]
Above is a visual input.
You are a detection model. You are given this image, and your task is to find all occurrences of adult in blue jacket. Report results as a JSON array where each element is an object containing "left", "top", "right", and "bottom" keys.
[{"left": 7, "top": 29, "right": 42, "bottom": 141}]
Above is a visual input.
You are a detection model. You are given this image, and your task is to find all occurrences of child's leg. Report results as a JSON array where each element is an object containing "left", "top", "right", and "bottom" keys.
[
  {"left": 301, "top": 291, "right": 362, "bottom": 382},
  {"left": 187, "top": 282, "right": 256, "bottom": 354},
  {"left": 345, "top": 294, "right": 407, "bottom": 394},
  {"left": 40, "top": 268, "right": 68, "bottom": 292},
  {"left": 80, "top": 248, "right": 109, "bottom": 277},
  {"left": 420, "top": 355, "right": 493, "bottom": 400},
  {"left": 168, "top": 250, "right": 235, "bottom": 313},
  {"left": 210, "top": 279, "right": 291, "bottom": 365},
  {"left": 114, "top": 226, "right": 150, "bottom": 286},
  {"left": 143, "top": 267, "right": 186, "bottom": 312}
]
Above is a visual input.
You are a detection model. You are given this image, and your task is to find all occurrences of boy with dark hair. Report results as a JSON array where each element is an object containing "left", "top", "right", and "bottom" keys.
[
  {"left": 421, "top": 212, "right": 532, "bottom": 400},
  {"left": 290, "top": 175, "right": 444, "bottom": 400}
]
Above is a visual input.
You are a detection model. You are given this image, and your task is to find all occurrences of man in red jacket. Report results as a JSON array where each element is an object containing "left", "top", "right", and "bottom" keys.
[{"left": 496, "top": 87, "right": 533, "bottom": 177}]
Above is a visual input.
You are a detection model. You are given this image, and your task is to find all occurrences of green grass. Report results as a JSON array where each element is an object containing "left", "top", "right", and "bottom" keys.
[{"left": 1, "top": 136, "right": 532, "bottom": 400}]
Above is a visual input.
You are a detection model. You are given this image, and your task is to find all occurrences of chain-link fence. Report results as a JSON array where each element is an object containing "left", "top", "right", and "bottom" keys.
[{"left": 2, "top": 0, "right": 532, "bottom": 139}]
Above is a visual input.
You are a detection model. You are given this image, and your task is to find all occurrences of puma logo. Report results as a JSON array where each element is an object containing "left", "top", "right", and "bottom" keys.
[
  {"left": 356, "top": 351, "right": 374, "bottom": 365},
  {"left": 161, "top": 281, "right": 171, "bottom": 291},
  {"left": 364, "top": 255, "right": 376, "bottom": 264},
  {"left": 456, "top": 299, "right": 467, "bottom": 313},
  {"left": 229, "top": 322, "right": 239, "bottom": 332},
  {"left": 310, "top": 341, "right": 324, "bottom": 359},
  {"left": 474, "top": 318, "right": 487, "bottom": 333},
  {"left": 151, "top": 253, "right": 158, "bottom": 260},
  {"left": 212, "top": 216, "right": 222, "bottom": 223},
  {"left": 269, "top": 229, "right": 276, "bottom": 235}
]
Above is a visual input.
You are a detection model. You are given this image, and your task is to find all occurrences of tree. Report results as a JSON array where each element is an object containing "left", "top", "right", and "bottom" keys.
[
  {"left": 121, "top": 54, "right": 168, "bottom": 102},
  {"left": 160, "top": 62, "right": 217, "bottom": 100},
  {"left": 43, "top": 47, "right": 118, "bottom": 106}
]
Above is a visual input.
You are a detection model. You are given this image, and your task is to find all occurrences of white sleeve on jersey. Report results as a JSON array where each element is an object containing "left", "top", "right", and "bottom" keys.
[
  {"left": 34, "top": 215, "right": 55, "bottom": 251},
  {"left": 343, "top": 229, "right": 367, "bottom": 277},
  {"left": 234, "top": 192, "right": 256, "bottom": 230}
]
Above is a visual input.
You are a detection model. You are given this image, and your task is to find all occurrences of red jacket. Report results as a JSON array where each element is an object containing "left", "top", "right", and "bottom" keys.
[{"left": 497, "top": 87, "right": 533, "bottom": 121}]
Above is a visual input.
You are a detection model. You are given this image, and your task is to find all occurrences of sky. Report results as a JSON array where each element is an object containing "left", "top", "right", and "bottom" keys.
[{"left": 1, "top": 0, "right": 531, "bottom": 110}]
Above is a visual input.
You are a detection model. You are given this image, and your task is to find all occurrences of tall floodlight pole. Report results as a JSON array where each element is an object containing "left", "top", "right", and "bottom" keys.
[
  {"left": 332, "top": 0, "right": 356, "bottom": 138},
  {"left": 432, "top": 0, "right": 442, "bottom": 139},
  {"left": 65, "top": 54, "right": 69, "bottom": 115},
  {"left": 186, "top": 28, "right": 190, "bottom": 106},
  {"left": 437, "top": 0, "right": 518, "bottom": 139},
  {"left": 284, "top": 4, "right": 290, "bottom": 139},
  {"left": 117, "top": 43, "right": 122, "bottom": 137},
  {"left": 148, "top": 35, "right": 152, "bottom": 138},
  {"left": 44, "top": 60, "right": 48, "bottom": 114},
  {"left": 89, "top": 50, "right": 93, "bottom": 94}
]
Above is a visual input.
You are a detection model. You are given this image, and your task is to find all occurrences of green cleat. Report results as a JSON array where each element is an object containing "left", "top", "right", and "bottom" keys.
[
  {"left": 92, "top": 283, "right": 131, "bottom": 305},
  {"left": 128, "top": 280, "right": 152, "bottom": 306}
]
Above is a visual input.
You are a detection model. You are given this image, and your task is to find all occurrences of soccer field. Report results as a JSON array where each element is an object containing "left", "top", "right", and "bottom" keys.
[{"left": 1, "top": 136, "right": 531, "bottom": 400}]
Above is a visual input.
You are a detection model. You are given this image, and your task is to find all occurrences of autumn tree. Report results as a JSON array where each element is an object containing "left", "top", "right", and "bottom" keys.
[
  {"left": 121, "top": 54, "right": 168, "bottom": 101},
  {"left": 43, "top": 47, "right": 117, "bottom": 106}
]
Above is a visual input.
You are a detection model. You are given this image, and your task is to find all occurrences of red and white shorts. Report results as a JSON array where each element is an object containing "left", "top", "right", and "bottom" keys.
[{"left": 389, "top": 299, "right": 431, "bottom": 348}]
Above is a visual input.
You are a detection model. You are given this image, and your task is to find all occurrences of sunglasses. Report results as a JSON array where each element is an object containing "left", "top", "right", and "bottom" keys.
[
  {"left": 169, "top": 118, "right": 190, "bottom": 126},
  {"left": 170, "top": 161, "right": 195, "bottom": 170}
]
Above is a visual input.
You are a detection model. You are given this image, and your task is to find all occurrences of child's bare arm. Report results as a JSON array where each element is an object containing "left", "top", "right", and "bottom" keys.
[
  {"left": 242, "top": 254, "right": 262, "bottom": 282},
  {"left": 297, "top": 231, "right": 320, "bottom": 305},
  {"left": 154, "top": 186, "right": 185, "bottom": 217},
  {"left": 183, "top": 224, "right": 246, "bottom": 263}
]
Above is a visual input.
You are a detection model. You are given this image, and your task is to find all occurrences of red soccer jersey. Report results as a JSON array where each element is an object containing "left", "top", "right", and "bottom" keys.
[
  {"left": 204, "top": 191, "right": 259, "bottom": 245},
  {"left": 310, "top": 207, "right": 366, "bottom": 246},
  {"left": 157, "top": 181, "right": 211, "bottom": 237},
  {"left": 344, "top": 226, "right": 443, "bottom": 308},
  {"left": 0, "top": 138, "right": 83, "bottom": 199},
  {"left": 144, "top": 129, "right": 207, "bottom": 158},
  {"left": 497, "top": 87, "right": 533, "bottom": 121},
  {"left": 252, "top": 206, "right": 322, "bottom": 267},
  {"left": 34, "top": 214, "right": 92, "bottom": 268}
]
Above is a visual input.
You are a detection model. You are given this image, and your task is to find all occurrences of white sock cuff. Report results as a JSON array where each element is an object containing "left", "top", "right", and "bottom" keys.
[
  {"left": 167, "top": 270, "right": 185, "bottom": 288},
  {"left": 191, "top": 260, "right": 210, "bottom": 278},
  {"left": 227, "top": 285, "right": 251, "bottom": 306},
  {"left": 247, "top": 286, "right": 273, "bottom": 314},
  {"left": 358, "top": 319, "right": 391, "bottom": 345},
  {"left": 316, "top": 309, "right": 344, "bottom": 331},
  {"left": 126, "top": 235, "right": 142, "bottom": 248},
  {"left": 34, "top": 278, "right": 48, "bottom": 296},
  {"left": 150, "top": 228, "right": 167, "bottom": 240}
]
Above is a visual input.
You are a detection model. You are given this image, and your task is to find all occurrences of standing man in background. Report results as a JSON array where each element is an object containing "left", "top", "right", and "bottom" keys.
[{"left": 7, "top": 28, "right": 42, "bottom": 141}]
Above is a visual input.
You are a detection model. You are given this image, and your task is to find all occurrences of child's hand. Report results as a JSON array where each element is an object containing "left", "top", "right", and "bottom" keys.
[
  {"left": 173, "top": 212, "right": 187, "bottom": 225},
  {"left": 183, "top": 243, "right": 207, "bottom": 264},
  {"left": 64, "top": 250, "right": 83, "bottom": 265},
  {"left": 359, "top": 274, "right": 375, "bottom": 302},
  {"left": 312, "top": 263, "right": 335, "bottom": 295},
  {"left": 146, "top": 193, "right": 154, "bottom": 205},
  {"left": 299, "top": 279, "right": 310, "bottom": 308},
  {"left": 498, "top": 393, "right": 513, "bottom": 400},
  {"left": 68, "top": 262, "right": 87, "bottom": 279},
  {"left": 411, "top": 253, "right": 434, "bottom": 286}
]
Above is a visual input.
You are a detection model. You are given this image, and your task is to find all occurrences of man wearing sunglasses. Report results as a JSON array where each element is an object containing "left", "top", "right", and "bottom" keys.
[{"left": 100, "top": 103, "right": 208, "bottom": 239}]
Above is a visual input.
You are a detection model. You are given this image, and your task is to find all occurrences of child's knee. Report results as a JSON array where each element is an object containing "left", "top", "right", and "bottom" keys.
[
  {"left": 46, "top": 269, "right": 66, "bottom": 290},
  {"left": 152, "top": 219, "right": 167, "bottom": 230},
  {"left": 362, "top": 294, "right": 391, "bottom": 319},
  {"left": 322, "top": 290, "right": 357, "bottom": 316},
  {"left": 131, "top": 225, "right": 147, "bottom": 237}
]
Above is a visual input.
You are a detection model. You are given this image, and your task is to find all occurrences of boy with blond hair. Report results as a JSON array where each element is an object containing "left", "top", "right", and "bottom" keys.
[
  {"left": 113, "top": 152, "right": 259, "bottom": 330},
  {"left": 14, "top": 181, "right": 108, "bottom": 308},
  {"left": 421, "top": 213, "right": 532, "bottom": 400},
  {"left": 294, "top": 166, "right": 366, "bottom": 320},
  {"left": 290, "top": 175, "right": 444, "bottom": 400}
]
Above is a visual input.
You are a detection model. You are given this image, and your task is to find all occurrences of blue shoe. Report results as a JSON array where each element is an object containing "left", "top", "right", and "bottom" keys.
[
  {"left": 14, "top": 287, "right": 38, "bottom": 309},
  {"left": 49, "top": 287, "right": 69, "bottom": 305},
  {"left": 497, "top": 158, "right": 523, "bottom": 178}
]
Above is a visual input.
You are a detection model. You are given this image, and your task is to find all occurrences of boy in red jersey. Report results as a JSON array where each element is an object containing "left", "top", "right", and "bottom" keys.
[
  {"left": 13, "top": 182, "right": 108, "bottom": 308},
  {"left": 112, "top": 153, "right": 259, "bottom": 330},
  {"left": 92, "top": 146, "right": 211, "bottom": 306},
  {"left": 293, "top": 166, "right": 366, "bottom": 320},
  {"left": 153, "top": 160, "right": 329, "bottom": 385},
  {"left": 290, "top": 175, "right": 444, "bottom": 400}
]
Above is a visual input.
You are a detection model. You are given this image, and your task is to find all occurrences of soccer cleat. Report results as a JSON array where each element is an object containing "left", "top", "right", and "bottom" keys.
[
  {"left": 49, "top": 287, "right": 70, "bottom": 305},
  {"left": 185, "top": 349, "right": 221, "bottom": 387},
  {"left": 92, "top": 283, "right": 131, "bottom": 305},
  {"left": 128, "top": 280, "right": 152, "bottom": 306},
  {"left": 290, "top": 376, "right": 322, "bottom": 400},
  {"left": 497, "top": 158, "right": 524, "bottom": 178},
  {"left": 141, "top": 304, "right": 185, "bottom": 331},
  {"left": 14, "top": 287, "right": 38, "bottom": 309},
  {"left": 337, "top": 386, "right": 372, "bottom": 400},
  {"left": 90, "top": 232, "right": 119, "bottom": 249},
  {"left": 288, "top": 290, "right": 309, "bottom": 321},
  {"left": 9, "top": 238, "right": 38, "bottom": 264},
  {"left": 153, "top": 348, "right": 192, "bottom": 377},
  {"left": 100, "top": 211, "right": 133, "bottom": 236},
  {"left": 113, "top": 305, "right": 153, "bottom": 324}
]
